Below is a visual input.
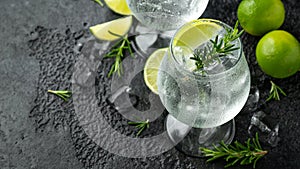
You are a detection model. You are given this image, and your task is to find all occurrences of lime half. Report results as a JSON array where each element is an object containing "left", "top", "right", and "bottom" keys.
[{"left": 144, "top": 48, "right": 168, "bottom": 94}]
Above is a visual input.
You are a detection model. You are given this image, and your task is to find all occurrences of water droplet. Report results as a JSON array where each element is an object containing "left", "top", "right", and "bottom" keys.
[{"left": 74, "top": 43, "right": 83, "bottom": 53}]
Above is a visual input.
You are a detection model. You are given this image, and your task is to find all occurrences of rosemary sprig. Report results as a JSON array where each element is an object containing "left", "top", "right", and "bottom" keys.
[
  {"left": 200, "top": 133, "right": 267, "bottom": 168},
  {"left": 47, "top": 90, "right": 72, "bottom": 101},
  {"left": 128, "top": 119, "right": 149, "bottom": 136},
  {"left": 266, "top": 81, "right": 286, "bottom": 101},
  {"left": 190, "top": 48, "right": 205, "bottom": 70},
  {"left": 94, "top": 0, "right": 104, "bottom": 7},
  {"left": 211, "top": 21, "right": 244, "bottom": 56},
  {"left": 190, "top": 21, "right": 244, "bottom": 71},
  {"left": 104, "top": 31, "right": 133, "bottom": 77}
]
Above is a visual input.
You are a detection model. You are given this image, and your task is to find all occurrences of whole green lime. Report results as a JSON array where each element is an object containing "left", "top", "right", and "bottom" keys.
[
  {"left": 256, "top": 30, "right": 300, "bottom": 78},
  {"left": 237, "top": 0, "right": 285, "bottom": 36}
]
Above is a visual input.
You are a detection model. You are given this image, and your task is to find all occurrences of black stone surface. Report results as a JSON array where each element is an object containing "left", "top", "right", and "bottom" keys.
[{"left": 0, "top": 0, "right": 299, "bottom": 169}]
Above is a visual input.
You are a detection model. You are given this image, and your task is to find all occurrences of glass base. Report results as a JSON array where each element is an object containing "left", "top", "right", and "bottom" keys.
[{"left": 166, "top": 115, "right": 235, "bottom": 157}]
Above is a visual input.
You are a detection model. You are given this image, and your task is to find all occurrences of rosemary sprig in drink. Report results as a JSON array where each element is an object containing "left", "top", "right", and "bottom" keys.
[
  {"left": 200, "top": 133, "right": 267, "bottom": 168},
  {"left": 190, "top": 21, "right": 244, "bottom": 72},
  {"left": 266, "top": 81, "right": 286, "bottom": 101},
  {"left": 104, "top": 31, "right": 133, "bottom": 77}
]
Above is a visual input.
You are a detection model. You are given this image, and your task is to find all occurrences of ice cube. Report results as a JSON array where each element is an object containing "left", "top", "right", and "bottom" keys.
[{"left": 248, "top": 111, "right": 280, "bottom": 147}]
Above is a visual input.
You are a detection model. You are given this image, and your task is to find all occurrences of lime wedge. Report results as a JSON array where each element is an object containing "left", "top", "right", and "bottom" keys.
[
  {"left": 104, "top": 0, "right": 132, "bottom": 15},
  {"left": 144, "top": 48, "right": 168, "bottom": 94},
  {"left": 89, "top": 16, "right": 132, "bottom": 41}
]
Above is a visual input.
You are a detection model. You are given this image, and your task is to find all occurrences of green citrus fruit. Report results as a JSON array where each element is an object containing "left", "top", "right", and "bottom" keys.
[
  {"left": 237, "top": 0, "right": 285, "bottom": 36},
  {"left": 104, "top": 0, "right": 132, "bottom": 15},
  {"left": 256, "top": 30, "right": 300, "bottom": 78},
  {"left": 89, "top": 16, "right": 132, "bottom": 41},
  {"left": 144, "top": 48, "right": 168, "bottom": 94},
  {"left": 173, "top": 19, "right": 222, "bottom": 49}
]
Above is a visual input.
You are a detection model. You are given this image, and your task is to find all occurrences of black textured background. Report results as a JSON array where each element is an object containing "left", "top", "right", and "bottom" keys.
[{"left": 0, "top": 0, "right": 299, "bottom": 169}]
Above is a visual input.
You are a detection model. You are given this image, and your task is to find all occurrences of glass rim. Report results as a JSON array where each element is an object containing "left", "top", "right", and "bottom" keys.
[{"left": 169, "top": 18, "right": 243, "bottom": 78}]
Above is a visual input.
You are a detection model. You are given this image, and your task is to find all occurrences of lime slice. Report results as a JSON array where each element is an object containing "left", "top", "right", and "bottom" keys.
[
  {"left": 144, "top": 48, "right": 168, "bottom": 94},
  {"left": 104, "top": 0, "right": 132, "bottom": 15},
  {"left": 173, "top": 20, "right": 223, "bottom": 49},
  {"left": 89, "top": 16, "right": 132, "bottom": 41}
]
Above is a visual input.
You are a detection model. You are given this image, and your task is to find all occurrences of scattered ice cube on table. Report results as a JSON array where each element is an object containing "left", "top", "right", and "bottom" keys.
[
  {"left": 135, "top": 24, "right": 157, "bottom": 34},
  {"left": 134, "top": 24, "right": 158, "bottom": 53},
  {"left": 160, "top": 29, "right": 176, "bottom": 38},
  {"left": 135, "top": 34, "right": 158, "bottom": 53},
  {"left": 248, "top": 111, "right": 280, "bottom": 147}
]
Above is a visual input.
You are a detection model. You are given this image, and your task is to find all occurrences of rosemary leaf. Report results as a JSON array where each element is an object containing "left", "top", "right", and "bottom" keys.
[
  {"left": 128, "top": 119, "right": 149, "bottom": 136},
  {"left": 104, "top": 31, "right": 133, "bottom": 77},
  {"left": 94, "top": 0, "right": 104, "bottom": 7},
  {"left": 200, "top": 133, "right": 267, "bottom": 168},
  {"left": 266, "top": 81, "right": 287, "bottom": 101},
  {"left": 47, "top": 90, "right": 72, "bottom": 101}
]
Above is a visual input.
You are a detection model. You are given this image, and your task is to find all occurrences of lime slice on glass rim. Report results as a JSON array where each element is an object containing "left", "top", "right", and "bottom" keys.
[
  {"left": 172, "top": 19, "right": 223, "bottom": 48},
  {"left": 172, "top": 19, "right": 223, "bottom": 70},
  {"left": 89, "top": 16, "right": 133, "bottom": 41}
]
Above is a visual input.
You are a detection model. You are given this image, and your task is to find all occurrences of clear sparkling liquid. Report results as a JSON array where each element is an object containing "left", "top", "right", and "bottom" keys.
[
  {"left": 157, "top": 26, "right": 250, "bottom": 128},
  {"left": 127, "top": 0, "right": 209, "bottom": 31}
]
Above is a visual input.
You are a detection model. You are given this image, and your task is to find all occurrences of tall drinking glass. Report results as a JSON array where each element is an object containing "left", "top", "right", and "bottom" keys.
[
  {"left": 126, "top": 0, "right": 209, "bottom": 31},
  {"left": 157, "top": 19, "right": 251, "bottom": 156}
]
